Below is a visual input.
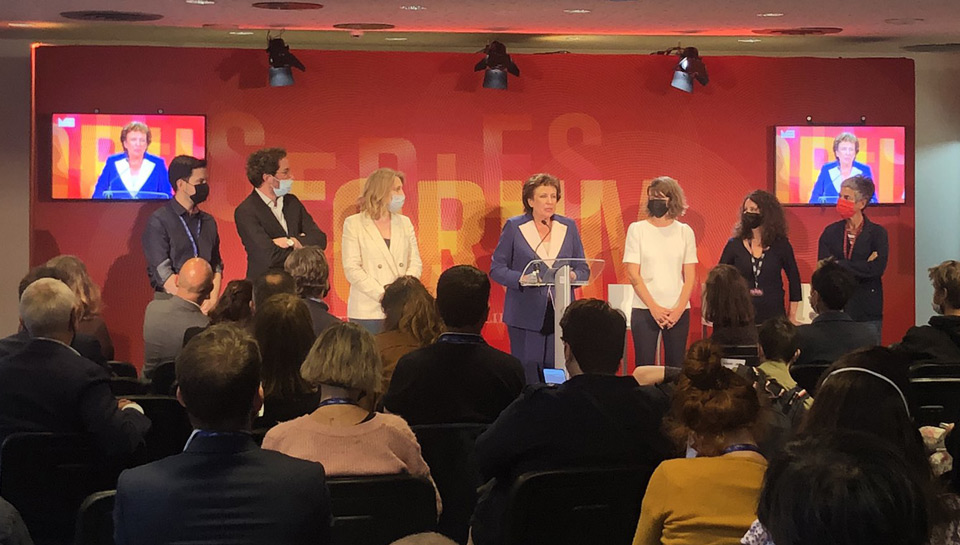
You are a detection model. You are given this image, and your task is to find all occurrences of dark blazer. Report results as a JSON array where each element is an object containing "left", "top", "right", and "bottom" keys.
[
  {"left": 304, "top": 298, "right": 341, "bottom": 337},
  {"left": 114, "top": 432, "right": 332, "bottom": 545},
  {"left": 895, "top": 315, "right": 960, "bottom": 365},
  {"left": 0, "top": 329, "right": 108, "bottom": 369},
  {"left": 809, "top": 160, "right": 876, "bottom": 204},
  {"left": 0, "top": 339, "right": 150, "bottom": 458},
  {"left": 382, "top": 335, "right": 526, "bottom": 425},
  {"left": 234, "top": 190, "right": 327, "bottom": 280},
  {"left": 92, "top": 152, "right": 171, "bottom": 200},
  {"left": 818, "top": 215, "right": 888, "bottom": 322},
  {"left": 795, "top": 310, "right": 877, "bottom": 366},
  {"left": 490, "top": 214, "right": 587, "bottom": 332}
]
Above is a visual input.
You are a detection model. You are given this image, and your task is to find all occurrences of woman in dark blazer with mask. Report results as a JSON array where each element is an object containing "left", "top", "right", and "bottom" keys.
[{"left": 490, "top": 173, "right": 587, "bottom": 384}]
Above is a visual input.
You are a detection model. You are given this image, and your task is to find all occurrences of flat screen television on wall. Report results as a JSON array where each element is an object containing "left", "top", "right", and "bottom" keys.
[
  {"left": 51, "top": 113, "right": 206, "bottom": 200},
  {"left": 774, "top": 125, "right": 905, "bottom": 205}
]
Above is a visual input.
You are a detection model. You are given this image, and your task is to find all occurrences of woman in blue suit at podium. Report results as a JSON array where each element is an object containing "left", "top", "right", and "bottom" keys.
[
  {"left": 490, "top": 173, "right": 586, "bottom": 384},
  {"left": 92, "top": 121, "right": 170, "bottom": 200}
]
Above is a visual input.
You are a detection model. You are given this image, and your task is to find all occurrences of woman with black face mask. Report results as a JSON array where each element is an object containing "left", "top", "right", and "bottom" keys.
[
  {"left": 623, "top": 176, "right": 698, "bottom": 368},
  {"left": 719, "top": 190, "right": 801, "bottom": 325}
]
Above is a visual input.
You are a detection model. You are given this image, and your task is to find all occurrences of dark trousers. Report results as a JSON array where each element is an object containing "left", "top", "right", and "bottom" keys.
[
  {"left": 631, "top": 308, "right": 690, "bottom": 368},
  {"left": 507, "top": 326, "right": 555, "bottom": 385}
]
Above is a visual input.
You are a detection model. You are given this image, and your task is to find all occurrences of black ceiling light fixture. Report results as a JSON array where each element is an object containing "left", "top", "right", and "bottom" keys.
[
  {"left": 266, "top": 31, "right": 305, "bottom": 87},
  {"left": 474, "top": 41, "right": 520, "bottom": 90},
  {"left": 655, "top": 45, "right": 709, "bottom": 93}
]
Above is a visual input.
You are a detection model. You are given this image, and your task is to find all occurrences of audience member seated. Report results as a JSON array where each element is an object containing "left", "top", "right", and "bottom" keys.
[
  {"left": 376, "top": 276, "right": 444, "bottom": 400},
  {"left": 183, "top": 278, "right": 255, "bottom": 345},
  {"left": 896, "top": 260, "right": 960, "bottom": 366},
  {"left": 796, "top": 346, "right": 960, "bottom": 543},
  {"left": 633, "top": 340, "right": 766, "bottom": 545},
  {"left": 471, "top": 299, "right": 673, "bottom": 545},
  {"left": 254, "top": 293, "right": 320, "bottom": 427},
  {"left": 46, "top": 255, "right": 115, "bottom": 361},
  {"left": 383, "top": 266, "right": 524, "bottom": 425},
  {"left": 262, "top": 322, "right": 440, "bottom": 511},
  {"left": 795, "top": 261, "right": 875, "bottom": 366},
  {"left": 142, "top": 257, "right": 213, "bottom": 379},
  {"left": 253, "top": 269, "right": 297, "bottom": 314},
  {"left": 0, "top": 497, "right": 33, "bottom": 545},
  {"left": 285, "top": 246, "right": 341, "bottom": 336},
  {"left": 758, "top": 316, "right": 812, "bottom": 409},
  {"left": 705, "top": 264, "right": 759, "bottom": 346},
  {"left": 114, "top": 324, "right": 332, "bottom": 545},
  {"left": 745, "top": 431, "right": 932, "bottom": 545},
  {"left": 0, "top": 279, "right": 149, "bottom": 458},
  {"left": 0, "top": 266, "right": 107, "bottom": 368},
  {"left": 390, "top": 533, "right": 458, "bottom": 545}
]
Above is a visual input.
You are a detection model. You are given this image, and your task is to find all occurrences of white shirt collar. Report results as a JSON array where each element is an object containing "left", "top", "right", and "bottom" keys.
[{"left": 255, "top": 187, "right": 282, "bottom": 207}]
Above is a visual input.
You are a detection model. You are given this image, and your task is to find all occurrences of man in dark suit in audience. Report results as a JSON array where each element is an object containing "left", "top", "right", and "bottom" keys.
[
  {"left": 0, "top": 266, "right": 108, "bottom": 368},
  {"left": 114, "top": 324, "right": 332, "bottom": 545},
  {"left": 234, "top": 147, "right": 327, "bottom": 281},
  {"left": 383, "top": 265, "right": 525, "bottom": 425},
  {"left": 470, "top": 299, "right": 674, "bottom": 545},
  {"left": 285, "top": 246, "right": 341, "bottom": 336},
  {"left": 0, "top": 279, "right": 150, "bottom": 458},
  {"left": 795, "top": 260, "right": 877, "bottom": 366}
]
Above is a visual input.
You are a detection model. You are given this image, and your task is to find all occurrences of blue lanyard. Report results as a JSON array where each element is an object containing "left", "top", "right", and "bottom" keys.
[
  {"left": 317, "top": 397, "right": 358, "bottom": 408},
  {"left": 178, "top": 214, "right": 201, "bottom": 257},
  {"left": 722, "top": 443, "right": 763, "bottom": 455},
  {"left": 437, "top": 332, "right": 486, "bottom": 345}
]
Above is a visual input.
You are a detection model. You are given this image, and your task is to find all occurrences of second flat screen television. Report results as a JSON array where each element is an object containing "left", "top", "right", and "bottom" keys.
[{"left": 775, "top": 125, "right": 905, "bottom": 205}]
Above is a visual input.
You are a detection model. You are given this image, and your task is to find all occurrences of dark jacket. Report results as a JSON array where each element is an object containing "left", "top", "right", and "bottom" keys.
[
  {"left": 895, "top": 315, "right": 960, "bottom": 365},
  {"left": 0, "top": 339, "right": 150, "bottom": 458},
  {"left": 234, "top": 191, "right": 326, "bottom": 280},
  {"left": 0, "top": 330, "right": 108, "bottom": 370},
  {"left": 818, "top": 216, "right": 888, "bottom": 322},
  {"left": 795, "top": 310, "right": 877, "bottom": 366},
  {"left": 304, "top": 298, "right": 341, "bottom": 337},
  {"left": 114, "top": 432, "right": 332, "bottom": 545}
]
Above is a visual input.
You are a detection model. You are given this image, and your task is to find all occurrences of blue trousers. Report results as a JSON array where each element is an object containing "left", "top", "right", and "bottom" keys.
[
  {"left": 507, "top": 325, "right": 555, "bottom": 385},
  {"left": 350, "top": 318, "right": 383, "bottom": 335}
]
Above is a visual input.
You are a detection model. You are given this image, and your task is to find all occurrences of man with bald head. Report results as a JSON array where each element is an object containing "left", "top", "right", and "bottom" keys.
[
  {"left": 143, "top": 257, "right": 214, "bottom": 379},
  {"left": 0, "top": 279, "right": 150, "bottom": 456}
]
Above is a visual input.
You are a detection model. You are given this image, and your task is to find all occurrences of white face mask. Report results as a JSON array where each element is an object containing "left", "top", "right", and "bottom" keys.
[
  {"left": 274, "top": 177, "right": 293, "bottom": 197},
  {"left": 388, "top": 194, "right": 405, "bottom": 213}
]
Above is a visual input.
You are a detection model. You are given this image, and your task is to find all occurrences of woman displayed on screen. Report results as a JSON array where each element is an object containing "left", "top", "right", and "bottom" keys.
[
  {"left": 92, "top": 121, "right": 171, "bottom": 200},
  {"left": 809, "top": 132, "right": 876, "bottom": 205}
]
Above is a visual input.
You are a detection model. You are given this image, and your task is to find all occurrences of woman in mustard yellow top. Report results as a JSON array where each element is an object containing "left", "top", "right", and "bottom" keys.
[{"left": 633, "top": 340, "right": 767, "bottom": 545}]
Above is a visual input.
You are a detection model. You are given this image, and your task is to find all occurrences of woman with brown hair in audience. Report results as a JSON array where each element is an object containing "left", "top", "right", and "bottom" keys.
[
  {"left": 704, "top": 264, "right": 758, "bottom": 346},
  {"left": 633, "top": 340, "right": 766, "bottom": 545},
  {"left": 46, "top": 254, "right": 114, "bottom": 360},
  {"left": 253, "top": 293, "right": 319, "bottom": 427},
  {"left": 375, "top": 276, "right": 444, "bottom": 397},
  {"left": 263, "top": 322, "right": 440, "bottom": 511},
  {"left": 207, "top": 279, "right": 253, "bottom": 326}
]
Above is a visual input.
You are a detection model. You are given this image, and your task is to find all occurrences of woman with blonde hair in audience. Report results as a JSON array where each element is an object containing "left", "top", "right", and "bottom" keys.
[
  {"left": 633, "top": 340, "right": 766, "bottom": 545},
  {"left": 263, "top": 322, "right": 440, "bottom": 511},
  {"left": 376, "top": 276, "right": 444, "bottom": 397},
  {"left": 253, "top": 293, "right": 319, "bottom": 427},
  {"left": 46, "top": 254, "right": 114, "bottom": 360}
]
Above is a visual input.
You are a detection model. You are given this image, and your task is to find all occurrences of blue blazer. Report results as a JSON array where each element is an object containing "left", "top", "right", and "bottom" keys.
[
  {"left": 490, "top": 213, "right": 586, "bottom": 331},
  {"left": 809, "top": 160, "right": 876, "bottom": 204},
  {"left": 92, "top": 152, "right": 171, "bottom": 200}
]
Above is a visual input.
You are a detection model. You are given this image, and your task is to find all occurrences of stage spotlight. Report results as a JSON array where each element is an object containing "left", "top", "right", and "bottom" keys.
[
  {"left": 474, "top": 41, "right": 520, "bottom": 90},
  {"left": 266, "top": 35, "right": 305, "bottom": 87},
  {"left": 670, "top": 46, "right": 708, "bottom": 93}
]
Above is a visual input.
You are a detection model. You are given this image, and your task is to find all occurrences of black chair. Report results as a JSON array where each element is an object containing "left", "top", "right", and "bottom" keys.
[
  {"left": 125, "top": 395, "right": 192, "bottom": 463},
  {"left": 148, "top": 361, "right": 177, "bottom": 396},
  {"left": 0, "top": 433, "right": 119, "bottom": 545},
  {"left": 75, "top": 490, "right": 115, "bottom": 545},
  {"left": 791, "top": 361, "right": 831, "bottom": 395},
  {"left": 411, "top": 423, "right": 488, "bottom": 545},
  {"left": 327, "top": 474, "right": 437, "bottom": 545},
  {"left": 108, "top": 361, "right": 138, "bottom": 379},
  {"left": 910, "top": 363, "right": 960, "bottom": 426},
  {"left": 109, "top": 377, "right": 148, "bottom": 396},
  {"left": 719, "top": 344, "right": 761, "bottom": 368},
  {"left": 503, "top": 466, "right": 654, "bottom": 545}
]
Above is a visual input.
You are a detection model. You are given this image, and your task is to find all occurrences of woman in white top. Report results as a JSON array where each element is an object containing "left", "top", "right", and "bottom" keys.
[
  {"left": 623, "top": 176, "right": 698, "bottom": 368},
  {"left": 342, "top": 168, "right": 422, "bottom": 334}
]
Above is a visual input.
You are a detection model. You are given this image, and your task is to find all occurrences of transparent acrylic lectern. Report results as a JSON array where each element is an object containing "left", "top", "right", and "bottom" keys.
[{"left": 519, "top": 258, "right": 605, "bottom": 375}]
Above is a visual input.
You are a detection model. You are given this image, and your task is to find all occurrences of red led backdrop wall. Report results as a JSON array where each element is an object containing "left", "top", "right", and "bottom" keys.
[{"left": 31, "top": 46, "right": 915, "bottom": 367}]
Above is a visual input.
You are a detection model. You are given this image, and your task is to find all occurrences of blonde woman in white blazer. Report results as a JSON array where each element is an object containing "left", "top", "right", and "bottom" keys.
[{"left": 342, "top": 168, "right": 422, "bottom": 334}]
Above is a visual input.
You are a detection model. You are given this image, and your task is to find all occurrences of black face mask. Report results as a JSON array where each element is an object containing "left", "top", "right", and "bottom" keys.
[
  {"left": 741, "top": 211, "right": 763, "bottom": 230},
  {"left": 190, "top": 183, "right": 210, "bottom": 205},
  {"left": 647, "top": 199, "right": 669, "bottom": 218}
]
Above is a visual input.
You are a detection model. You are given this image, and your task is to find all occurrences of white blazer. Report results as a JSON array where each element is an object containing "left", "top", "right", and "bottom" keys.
[{"left": 342, "top": 212, "right": 423, "bottom": 320}]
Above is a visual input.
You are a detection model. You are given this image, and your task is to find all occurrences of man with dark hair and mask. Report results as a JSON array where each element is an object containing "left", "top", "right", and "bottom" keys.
[{"left": 142, "top": 155, "right": 223, "bottom": 312}]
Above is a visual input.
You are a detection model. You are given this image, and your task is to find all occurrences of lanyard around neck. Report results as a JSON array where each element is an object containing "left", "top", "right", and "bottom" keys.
[{"left": 178, "top": 214, "right": 200, "bottom": 257}]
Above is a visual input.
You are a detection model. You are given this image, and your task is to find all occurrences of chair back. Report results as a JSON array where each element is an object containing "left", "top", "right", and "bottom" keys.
[
  {"left": 790, "top": 361, "right": 831, "bottom": 395},
  {"left": 75, "top": 490, "right": 116, "bottom": 545},
  {"left": 0, "top": 433, "right": 116, "bottom": 545},
  {"left": 149, "top": 361, "right": 177, "bottom": 396},
  {"left": 327, "top": 474, "right": 437, "bottom": 545},
  {"left": 412, "top": 423, "right": 488, "bottom": 544},
  {"left": 108, "top": 361, "right": 138, "bottom": 379},
  {"left": 719, "top": 344, "right": 761, "bottom": 368},
  {"left": 504, "top": 466, "right": 654, "bottom": 545},
  {"left": 109, "top": 377, "right": 148, "bottom": 396},
  {"left": 125, "top": 395, "right": 193, "bottom": 463},
  {"left": 910, "top": 363, "right": 960, "bottom": 426}
]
